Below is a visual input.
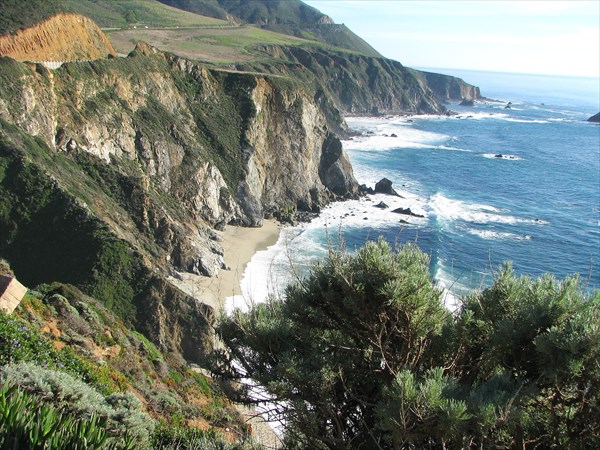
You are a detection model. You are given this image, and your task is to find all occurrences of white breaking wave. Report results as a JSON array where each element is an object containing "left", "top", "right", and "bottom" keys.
[
  {"left": 344, "top": 115, "right": 450, "bottom": 151},
  {"left": 429, "top": 193, "right": 544, "bottom": 225},
  {"left": 502, "top": 117, "right": 550, "bottom": 124},
  {"left": 467, "top": 228, "right": 532, "bottom": 241},
  {"left": 226, "top": 194, "right": 430, "bottom": 312},
  {"left": 437, "top": 145, "right": 474, "bottom": 152}
]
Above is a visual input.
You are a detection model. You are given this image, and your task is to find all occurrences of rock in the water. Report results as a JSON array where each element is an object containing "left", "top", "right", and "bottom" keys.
[
  {"left": 459, "top": 99, "right": 474, "bottom": 106},
  {"left": 587, "top": 112, "right": 600, "bottom": 123},
  {"left": 495, "top": 154, "right": 503, "bottom": 158},
  {"left": 504, "top": 102, "right": 512, "bottom": 109},
  {"left": 391, "top": 207, "right": 424, "bottom": 217},
  {"left": 374, "top": 201, "right": 389, "bottom": 209},
  {"left": 359, "top": 184, "right": 375, "bottom": 195},
  {"left": 375, "top": 177, "right": 400, "bottom": 196}
]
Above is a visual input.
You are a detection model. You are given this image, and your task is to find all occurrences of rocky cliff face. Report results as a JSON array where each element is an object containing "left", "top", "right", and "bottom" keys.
[
  {"left": 0, "top": 42, "right": 357, "bottom": 363},
  {"left": 414, "top": 70, "right": 482, "bottom": 102},
  {"left": 0, "top": 13, "right": 115, "bottom": 61},
  {"left": 247, "top": 45, "right": 480, "bottom": 115},
  {"left": 1, "top": 43, "right": 356, "bottom": 225}
]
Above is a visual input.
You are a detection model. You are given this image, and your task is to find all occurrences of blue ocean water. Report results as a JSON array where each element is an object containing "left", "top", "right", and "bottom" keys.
[{"left": 229, "top": 69, "right": 600, "bottom": 310}]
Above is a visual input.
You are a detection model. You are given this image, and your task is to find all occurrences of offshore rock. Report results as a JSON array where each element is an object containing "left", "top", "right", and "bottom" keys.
[
  {"left": 375, "top": 177, "right": 400, "bottom": 196},
  {"left": 587, "top": 112, "right": 600, "bottom": 123},
  {"left": 392, "top": 207, "right": 424, "bottom": 218}
]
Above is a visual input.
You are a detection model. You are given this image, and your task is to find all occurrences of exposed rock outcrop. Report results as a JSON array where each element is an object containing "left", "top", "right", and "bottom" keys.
[
  {"left": 250, "top": 45, "right": 461, "bottom": 115},
  {"left": 375, "top": 177, "right": 400, "bottom": 196},
  {"left": 247, "top": 45, "right": 481, "bottom": 116},
  {"left": 415, "top": 70, "right": 482, "bottom": 103},
  {"left": 392, "top": 207, "right": 424, "bottom": 218},
  {"left": 1, "top": 43, "right": 356, "bottom": 229},
  {"left": 587, "top": 112, "right": 600, "bottom": 123},
  {"left": 0, "top": 14, "right": 115, "bottom": 61}
]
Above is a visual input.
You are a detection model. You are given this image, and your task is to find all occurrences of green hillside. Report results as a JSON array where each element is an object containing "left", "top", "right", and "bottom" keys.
[
  {"left": 158, "top": 0, "right": 382, "bottom": 56},
  {"left": 158, "top": 0, "right": 325, "bottom": 26},
  {"left": 107, "top": 25, "right": 313, "bottom": 63},
  {"left": 0, "top": 0, "right": 65, "bottom": 35},
  {"left": 61, "top": 0, "right": 229, "bottom": 28}
]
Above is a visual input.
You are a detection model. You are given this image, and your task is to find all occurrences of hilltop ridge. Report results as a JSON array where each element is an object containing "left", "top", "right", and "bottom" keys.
[{"left": 157, "top": 0, "right": 382, "bottom": 56}]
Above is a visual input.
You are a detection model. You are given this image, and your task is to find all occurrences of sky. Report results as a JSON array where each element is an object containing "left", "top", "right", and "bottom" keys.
[{"left": 302, "top": 0, "right": 600, "bottom": 78}]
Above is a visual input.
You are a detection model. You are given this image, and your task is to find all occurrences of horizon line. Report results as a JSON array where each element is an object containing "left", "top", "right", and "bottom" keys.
[{"left": 415, "top": 66, "right": 600, "bottom": 80}]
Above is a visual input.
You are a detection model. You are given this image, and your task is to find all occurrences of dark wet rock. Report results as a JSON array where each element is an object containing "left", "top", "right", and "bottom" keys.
[
  {"left": 374, "top": 201, "right": 389, "bottom": 209},
  {"left": 392, "top": 207, "right": 424, "bottom": 217},
  {"left": 375, "top": 177, "right": 400, "bottom": 196},
  {"left": 390, "top": 133, "right": 397, "bottom": 137},
  {"left": 459, "top": 99, "right": 474, "bottom": 106},
  {"left": 504, "top": 102, "right": 512, "bottom": 109},
  {"left": 587, "top": 112, "right": 600, "bottom": 123},
  {"left": 359, "top": 184, "right": 375, "bottom": 195},
  {"left": 495, "top": 154, "right": 503, "bottom": 158}
]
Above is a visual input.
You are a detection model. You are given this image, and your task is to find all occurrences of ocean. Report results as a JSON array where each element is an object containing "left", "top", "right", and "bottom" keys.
[{"left": 227, "top": 69, "right": 600, "bottom": 311}]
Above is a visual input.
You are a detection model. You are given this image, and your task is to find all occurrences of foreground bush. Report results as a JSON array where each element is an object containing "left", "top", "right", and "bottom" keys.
[
  {"left": 0, "top": 383, "right": 119, "bottom": 449},
  {"left": 0, "top": 363, "right": 154, "bottom": 447},
  {"left": 218, "top": 238, "right": 599, "bottom": 449}
]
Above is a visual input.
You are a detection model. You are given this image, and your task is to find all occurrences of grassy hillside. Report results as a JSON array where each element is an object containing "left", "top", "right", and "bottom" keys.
[
  {"left": 107, "top": 24, "right": 315, "bottom": 63},
  {"left": 0, "top": 0, "right": 64, "bottom": 35},
  {"left": 158, "top": 0, "right": 381, "bottom": 56},
  {"left": 158, "top": 0, "right": 325, "bottom": 25},
  {"left": 62, "top": 0, "right": 229, "bottom": 28},
  {"left": 0, "top": 280, "right": 257, "bottom": 447}
]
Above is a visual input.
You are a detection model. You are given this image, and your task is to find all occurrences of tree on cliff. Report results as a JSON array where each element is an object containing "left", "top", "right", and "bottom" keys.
[{"left": 217, "top": 239, "right": 599, "bottom": 449}]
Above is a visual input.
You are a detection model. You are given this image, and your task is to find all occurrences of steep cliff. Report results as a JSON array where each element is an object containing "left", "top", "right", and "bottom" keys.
[
  {"left": 244, "top": 45, "right": 457, "bottom": 115},
  {"left": 413, "top": 70, "right": 482, "bottom": 102},
  {"left": 0, "top": 13, "right": 115, "bottom": 62},
  {"left": 0, "top": 43, "right": 356, "bottom": 361}
]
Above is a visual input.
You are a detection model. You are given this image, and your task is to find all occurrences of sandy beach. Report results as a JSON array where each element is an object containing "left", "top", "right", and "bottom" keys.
[
  {"left": 170, "top": 219, "right": 283, "bottom": 448},
  {"left": 168, "top": 219, "right": 281, "bottom": 312}
]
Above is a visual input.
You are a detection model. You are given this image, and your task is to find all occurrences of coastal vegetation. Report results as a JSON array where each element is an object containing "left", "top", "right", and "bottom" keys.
[
  {"left": 0, "top": 278, "right": 260, "bottom": 449},
  {"left": 218, "top": 239, "right": 600, "bottom": 449}
]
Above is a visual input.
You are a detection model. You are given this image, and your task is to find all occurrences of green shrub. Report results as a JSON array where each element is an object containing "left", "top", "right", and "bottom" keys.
[
  {"left": 132, "top": 331, "right": 163, "bottom": 363},
  {"left": 218, "top": 239, "right": 600, "bottom": 449},
  {"left": 0, "top": 362, "right": 155, "bottom": 447},
  {"left": 0, "top": 383, "right": 110, "bottom": 450},
  {"left": 0, "top": 311, "right": 56, "bottom": 366},
  {"left": 0, "top": 310, "right": 124, "bottom": 394}
]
